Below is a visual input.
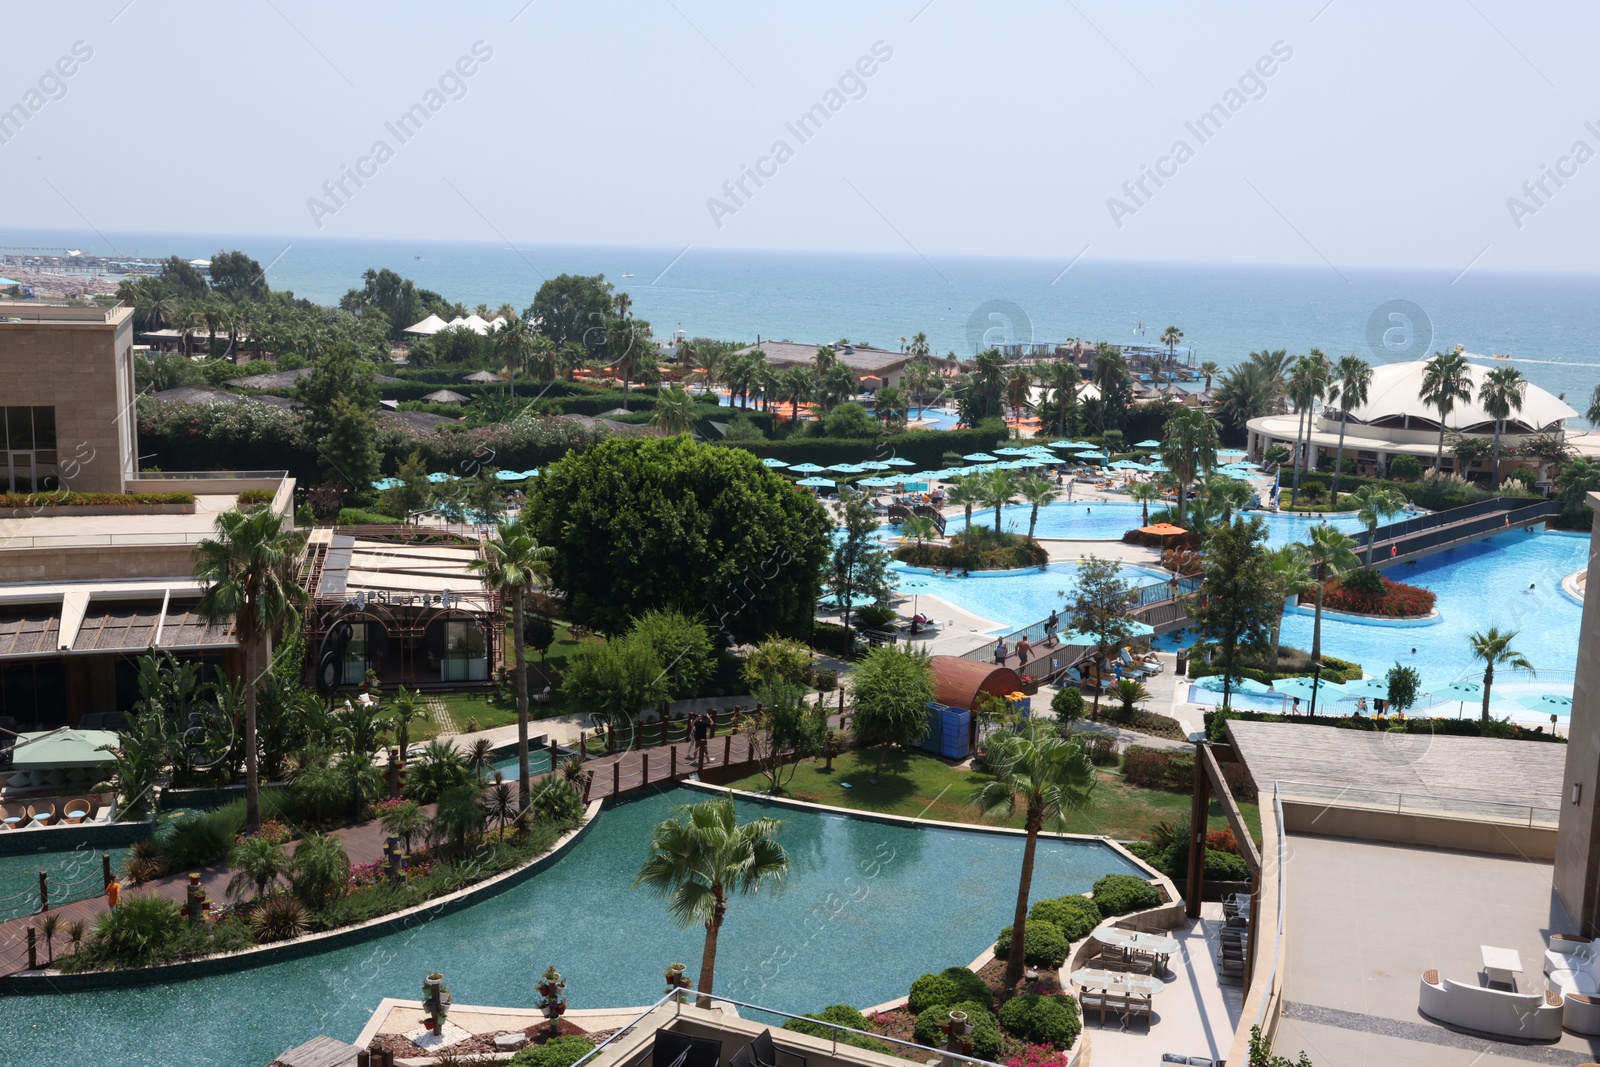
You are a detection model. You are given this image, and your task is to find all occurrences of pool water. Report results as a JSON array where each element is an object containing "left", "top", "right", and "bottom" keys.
[
  {"left": 0, "top": 841, "right": 121, "bottom": 921},
  {"left": 1276, "top": 529, "right": 1585, "bottom": 700},
  {"left": 890, "top": 560, "right": 1169, "bottom": 631},
  {"left": 945, "top": 501, "right": 1369, "bottom": 549},
  {"left": 490, "top": 748, "right": 555, "bottom": 781},
  {"left": 0, "top": 786, "right": 1144, "bottom": 1067}
]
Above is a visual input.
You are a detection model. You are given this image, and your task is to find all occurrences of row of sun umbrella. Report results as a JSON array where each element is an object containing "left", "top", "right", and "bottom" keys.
[
  {"left": 371, "top": 468, "right": 540, "bottom": 491},
  {"left": 1194, "top": 672, "right": 1575, "bottom": 711}
]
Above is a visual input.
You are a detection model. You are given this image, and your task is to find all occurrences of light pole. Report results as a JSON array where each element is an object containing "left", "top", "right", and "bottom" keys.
[{"left": 1308, "top": 660, "right": 1326, "bottom": 719}]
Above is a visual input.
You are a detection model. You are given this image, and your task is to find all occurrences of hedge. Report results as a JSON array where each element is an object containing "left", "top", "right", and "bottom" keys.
[
  {"left": 1091, "top": 874, "right": 1162, "bottom": 917},
  {"left": 908, "top": 967, "right": 992, "bottom": 1014},
  {"left": 1290, "top": 469, "right": 1539, "bottom": 513},
  {"left": 509, "top": 1036, "right": 595, "bottom": 1067},
  {"left": 1204, "top": 706, "right": 1566, "bottom": 744},
  {"left": 997, "top": 992, "right": 1082, "bottom": 1050},
  {"left": 1028, "top": 895, "right": 1101, "bottom": 943},
  {"left": 1186, "top": 647, "right": 1362, "bottom": 684},
  {"left": 783, "top": 1005, "right": 891, "bottom": 1053},
  {"left": 994, "top": 920, "right": 1070, "bottom": 967},
  {"left": 912, "top": 1001, "right": 1002, "bottom": 1060},
  {"left": 1317, "top": 575, "right": 1437, "bottom": 618},
  {"left": 0, "top": 490, "right": 196, "bottom": 508}
]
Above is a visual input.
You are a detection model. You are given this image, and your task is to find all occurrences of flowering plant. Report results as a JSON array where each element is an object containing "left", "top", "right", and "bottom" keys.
[{"left": 1005, "top": 1045, "right": 1067, "bottom": 1067}]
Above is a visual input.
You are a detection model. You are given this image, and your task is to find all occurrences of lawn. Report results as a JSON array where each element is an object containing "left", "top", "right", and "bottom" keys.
[{"left": 721, "top": 749, "right": 1260, "bottom": 845}]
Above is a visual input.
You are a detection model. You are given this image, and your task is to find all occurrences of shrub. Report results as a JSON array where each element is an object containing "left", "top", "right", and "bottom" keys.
[
  {"left": 1389, "top": 455, "right": 1422, "bottom": 481},
  {"left": 236, "top": 488, "right": 275, "bottom": 507},
  {"left": 1091, "top": 874, "right": 1162, "bottom": 917},
  {"left": 82, "top": 893, "right": 185, "bottom": 968},
  {"left": 1069, "top": 730, "right": 1118, "bottom": 766},
  {"left": 337, "top": 507, "right": 401, "bottom": 525},
  {"left": 289, "top": 832, "right": 350, "bottom": 909},
  {"left": 994, "top": 919, "right": 1070, "bottom": 968},
  {"left": 1207, "top": 829, "right": 1240, "bottom": 855},
  {"left": 530, "top": 775, "right": 585, "bottom": 826},
  {"left": 912, "top": 1001, "right": 1002, "bottom": 1060},
  {"left": 510, "top": 1035, "right": 596, "bottom": 1067},
  {"left": 784, "top": 1005, "right": 891, "bottom": 1053},
  {"left": 158, "top": 800, "right": 247, "bottom": 871},
  {"left": 908, "top": 966, "right": 991, "bottom": 1013},
  {"left": 1318, "top": 574, "right": 1436, "bottom": 618},
  {"left": 809, "top": 621, "right": 855, "bottom": 657},
  {"left": 249, "top": 891, "right": 310, "bottom": 942},
  {"left": 1121, "top": 746, "right": 1193, "bottom": 791},
  {"left": 811, "top": 668, "right": 838, "bottom": 692},
  {"left": 856, "top": 604, "right": 898, "bottom": 630},
  {"left": 1050, "top": 686, "right": 1084, "bottom": 724},
  {"left": 1006, "top": 1044, "right": 1069, "bottom": 1067},
  {"left": 0, "top": 490, "right": 195, "bottom": 509},
  {"left": 1338, "top": 566, "right": 1385, "bottom": 596},
  {"left": 997, "top": 993, "right": 1082, "bottom": 1049},
  {"left": 1028, "top": 895, "right": 1100, "bottom": 942}
]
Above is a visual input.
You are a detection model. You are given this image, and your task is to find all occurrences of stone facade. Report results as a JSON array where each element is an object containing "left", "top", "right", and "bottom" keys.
[
  {"left": 1555, "top": 491, "right": 1600, "bottom": 934},
  {"left": 0, "top": 303, "right": 135, "bottom": 494}
]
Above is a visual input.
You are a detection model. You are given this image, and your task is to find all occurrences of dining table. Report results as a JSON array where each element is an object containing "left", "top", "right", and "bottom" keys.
[
  {"left": 1093, "top": 927, "right": 1181, "bottom": 968},
  {"left": 1069, "top": 968, "right": 1167, "bottom": 997}
]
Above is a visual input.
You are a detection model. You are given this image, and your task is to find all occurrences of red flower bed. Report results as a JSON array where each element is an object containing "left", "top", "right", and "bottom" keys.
[{"left": 1318, "top": 575, "right": 1436, "bottom": 618}]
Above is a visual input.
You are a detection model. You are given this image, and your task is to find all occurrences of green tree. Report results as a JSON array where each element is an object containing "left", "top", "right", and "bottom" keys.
[
  {"left": 1198, "top": 360, "right": 1220, "bottom": 391},
  {"left": 1129, "top": 480, "right": 1161, "bottom": 526},
  {"left": 1019, "top": 473, "right": 1059, "bottom": 545},
  {"left": 470, "top": 516, "right": 553, "bottom": 810},
  {"left": 209, "top": 249, "right": 268, "bottom": 353},
  {"left": 526, "top": 273, "right": 615, "bottom": 354},
  {"left": 390, "top": 450, "right": 433, "bottom": 522},
  {"left": 829, "top": 493, "right": 891, "bottom": 631},
  {"left": 1467, "top": 626, "right": 1534, "bottom": 723},
  {"left": 382, "top": 686, "right": 428, "bottom": 763},
  {"left": 824, "top": 401, "right": 876, "bottom": 438},
  {"left": 526, "top": 438, "right": 830, "bottom": 642},
  {"left": 975, "top": 723, "right": 1095, "bottom": 989},
  {"left": 1188, "top": 517, "right": 1275, "bottom": 708},
  {"left": 1304, "top": 524, "right": 1359, "bottom": 663},
  {"left": 1385, "top": 662, "right": 1420, "bottom": 714},
  {"left": 1419, "top": 350, "right": 1473, "bottom": 482},
  {"left": 1213, "top": 360, "right": 1282, "bottom": 436},
  {"left": 194, "top": 507, "right": 308, "bottom": 832},
  {"left": 493, "top": 315, "right": 537, "bottom": 400},
  {"left": 746, "top": 682, "right": 826, "bottom": 794},
  {"left": 630, "top": 609, "right": 716, "bottom": 712},
  {"left": 1478, "top": 365, "right": 1528, "bottom": 481},
  {"left": 1044, "top": 360, "right": 1081, "bottom": 437},
  {"left": 875, "top": 385, "right": 909, "bottom": 430},
  {"left": 1067, "top": 556, "right": 1134, "bottom": 718},
  {"left": 902, "top": 361, "right": 934, "bottom": 421},
  {"left": 1556, "top": 455, "right": 1600, "bottom": 518},
  {"left": 562, "top": 632, "right": 671, "bottom": 727},
  {"left": 980, "top": 468, "right": 1020, "bottom": 536},
  {"left": 851, "top": 645, "right": 934, "bottom": 780},
  {"left": 947, "top": 476, "right": 983, "bottom": 553},
  {"left": 1264, "top": 545, "right": 1313, "bottom": 670},
  {"left": 650, "top": 385, "right": 699, "bottom": 436},
  {"left": 1287, "top": 351, "right": 1331, "bottom": 506},
  {"left": 1588, "top": 384, "right": 1600, "bottom": 428},
  {"left": 1160, "top": 408, "right": 1219, "bottom": 520},
  {"left": 633, "top": 798, "right": 788, "bottom": 1007},
  {"left": 226, "top": 836, "right": 290, "bottom": 903},
  {"left": 1326, "top": 354, "right": 1372, "bottom": 507},
  {"left": 288, "top": 832, "right": 350, "bottom": 909},
  {"left": 380, "top": 797, "right": 426, "bottom": 852},
  {"left": 1349, "top": 484, "right": 1407, "bottom": 566},
  {"left": 741, "top": 637, "right": 813, "bottom": 689},
  {"left": 296, "top": 344, "right": 381, "bottom": 490}
]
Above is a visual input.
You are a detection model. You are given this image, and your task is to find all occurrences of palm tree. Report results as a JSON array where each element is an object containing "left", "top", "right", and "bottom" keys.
[
  {"left": 607, "top": 319, "right": 652, "bottom": 405},
  {"left": 1587, "top": 384, "right": 1600, "bottom": 428},
  {"left": 973, "top": 349, "right": 1007, "bottom": 419},
  {"left": 1419, "top": 350, "right": 1473, "bottom": 482},
  {"left": 559, "top": 341, "right": 588, "bottom": 381},
  {"left": 1202, "top": 475, "right": 1255, "bottom": 524},
  {"left": 902, "top": 362, "right": 933, "bottom": 421},
  {"left": 1264, "top": 545, "right": 1313, "bottom": 669},
  {"left": 875, "top": 385, "right": 908, "bottom": 430},
  {"left": 1160, "top": 326, "right": 1184, "bottom": 383},
  {"left": 1304, "top": 524, "right": 1359, "bottom": 663},
  {"left": 980, "top": 468, "right": 1020, "bottom": 537},
  {"left": 1129, "top": 480, "right": 1161, "bottom": 525},
  {"left": 900, "top": 515, "right": 938, "bottom": 557},
  {"left": 909, "top": 331, "right": 930, "bottom": 357},
  {"left": 226, "top": 836, "right": 290, "bottom": 902},
  {"left": 1287, "top": 351, "right": 1331, "bottom": 506},
  {"left": 1044, "top": 360, "right": 1081, "bottom": 437},
  {"left": 1467, "top": 627, "right": 1534, "bottom": 723},
  {"left": 781, "top": 366, "right": 812, "bottom": 423},
  {"left": 633, "top": 797, "right": 789, "bottom": 1007},
  {"left": 1212, "top": 360, "right": 1281, "bottom": 436},
  {"left": 485, "top": 774, "right": 517, "bottom": 834},
  {"left": 1350, "top": 484, "right": 1407, "bottom": 566},
  {"left": 1199, "top": 360, "right": 1220, "bottom": 392},
  {"left": 1004, "top": 366, "right": 1033, "bottom": 434},
  {"left": 649, "top": 386, "right": 699, "bottom": 436},
  {"left": 527, "top": 333, "right": 559, "bottom": 386},
  {"left": 469, "top": 517, "right": 553, "bottom": 812},
  {"left": 494, "top": 316, "right": 536, "bottom": 401},
  {"left": 382, "top": 686, "right": 427, "bottom": 763},
  {"left": 194, "top": 507, "right": 308, "bottom": 833},
  {"left": 1479, "top": 366, "right": 1528, "bottom": 483},
  {"left": 1160, "top": 408, "right": 1219, "bottom": 521},
  {"left": 1326, "top": 354, "right": 1372, "bottom": 507},
  {"left": 1248, "top": 347, "right": 1292, "bottom": 388},
  {"left": 973, "top": 723, "right": 1095, "bottom": 989},
  {"left": 947, "top": 476, "right": 983, "bottom": 553},
  {"left": 1019, "top": 473, "right": 1059, "bottom": 545}
]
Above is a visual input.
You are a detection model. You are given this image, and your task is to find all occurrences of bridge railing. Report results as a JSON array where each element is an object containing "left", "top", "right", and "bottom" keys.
[
  {"left": 1353, "top": 496, "right": 1548, "bottom": 547},
  {"left": 1373, "top": 499, "right": 1560, "bottom": 559},
  {"left": 960, "top": 573, "right": 1199, "bottom": 665}
]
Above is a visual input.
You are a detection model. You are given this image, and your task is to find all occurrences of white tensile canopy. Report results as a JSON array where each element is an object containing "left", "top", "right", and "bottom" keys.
[{"left": 404, "top": 313, "right": 449, "bottom": 336}]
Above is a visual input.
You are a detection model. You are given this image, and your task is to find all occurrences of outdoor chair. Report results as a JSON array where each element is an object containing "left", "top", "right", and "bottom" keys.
[
  {"left": 729, "top": 1045, "right": 753, "bottom": 1067},
  {"left": 1564, "top": 993, "right": 1600, "bottom": 1034},
  {"left": 750, "top": 1028, "right": 806, "bottom": 1067},
  {"left": 1125, "top": 996, "right": 1153, "bottom": 1031},
  {"left": 1079, "top": 991, "right": 1110, "bottom": 1027},
  {"left": 26, "top": 802, "right": 55, "bottom": 826},
  {"left": 62, "top": 798, "right": 91, "bottom": 824},
  {"left": 653, "top": 1030, "right": 722, "bottom": 1067}
]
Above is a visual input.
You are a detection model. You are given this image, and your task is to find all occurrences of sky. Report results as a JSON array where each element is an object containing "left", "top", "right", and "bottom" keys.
[{"left": 2, "top": 1, "right": 1598, "bottom": 273}]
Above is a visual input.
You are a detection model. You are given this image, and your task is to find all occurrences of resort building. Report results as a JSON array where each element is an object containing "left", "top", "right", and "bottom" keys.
[
  {"left": 1245, "top": 359, "right": 1597, "bottom": 481},
  {"left": 733, "top": 340, "right": 953, "bottom": 391}
]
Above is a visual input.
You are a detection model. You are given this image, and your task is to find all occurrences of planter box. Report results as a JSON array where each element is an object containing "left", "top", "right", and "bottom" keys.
[{"left": 0, "top": 503, "right": 195, "bottom": 518}]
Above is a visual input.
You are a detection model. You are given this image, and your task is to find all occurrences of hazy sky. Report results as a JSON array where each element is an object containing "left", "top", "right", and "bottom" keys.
[{"left": 3, "top": 1, "right": 1598, "bottom": 273}]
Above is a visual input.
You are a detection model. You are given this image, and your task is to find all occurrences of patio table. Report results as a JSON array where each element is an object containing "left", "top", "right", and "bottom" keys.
[{"left": 1093, "top": 927, "right": 1181, "bottom": 968}]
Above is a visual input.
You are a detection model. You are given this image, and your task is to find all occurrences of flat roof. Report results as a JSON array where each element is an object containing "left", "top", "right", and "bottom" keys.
[
  {"left": 0, "top": 493, "right": 249, "bottom": 547},
  {"left": 1228, "top": 719, "right": 1566, "bottom": 812},
  {"left": 0, "top": 302, "right": 130, "bottom": 326}
]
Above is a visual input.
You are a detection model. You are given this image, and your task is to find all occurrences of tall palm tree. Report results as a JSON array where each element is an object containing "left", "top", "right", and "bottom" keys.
[
  {"left": 1419, "top": 350, "right": 1473, "bottom": 482},
  {"left": 947, "top": 476, "right": 983, "bottom": 553},
  {"left": 1248, "top": 347, "right": 1293, "bottom": 388},
  {"left": 1287, "top": 351, "right": 1331, "bottom": 506},
  {"left": 981, "top": 468, "right": 1020, "bottom": 536},
  {"left": 1129, "top": 480, "right": 1161, "bottom": 525},
  {"left": 973, "top": 349, "right": 1007, "bottom": 419},
  {"left": 194, "top": 507, "right": 309, "bottom": 833},
  {"left": 382, "top": 686, "right": 428, "bottom": 764},
  {"left": 559, "top": 341, "right": 588, "bottom": 381},
  {"left": 527, "top": 333, "right": 559, "bottom": 386},
  {"left": 1019, "top": 473, "right": 1059, "bottom": 545},
  {"left": 1202, "top": 475, "right": 1255, "bottom": 524},
  {"left": 1160, "top": 326, "right": 1184, "bottom": 383},
  {"left": 1004, "top": 366, "right": 1033, "bottom": 434},
  {"left": 1160, "top": 408, "right": 1219, "bottom": 522},
  {"left": 469, "top": 517, "right": 553, "bottom": 811},
  {"left": 1587, "top": 384, "right": 1600, "bottom": 429},
  {"left": 494, "top": 316, "right": 536, "bottom": 401},
  {"left": 1044, "top": 360, "right": 1081, "bottom": 437},
  {"left": 901, "top": 515, "right": 938, "bottom": 556},
  {"left": 1264, "top": 545, "right": 1313, "bottom": 669},
  {"left": 909, "top": 331, "right": 930, "bottom": 357},
  {"left": 781, "top": 366, "right": 813, "bottom": 423},
  {"left": 813, "top": 344, "right": 837, "bottom": 378},
  {"left": 1326, "top": 354, "right": 1372, "bottom": 507},
  {"left": 633, "top": 798, "right": 788, "bottom": 1007},
  {"left": 1304, "top": 524, "right": 1359, "bottom": 664},
  {"left": 974, "top": 723, "right": 1096, "bottom": 989},
  {"left": 1198, "top": 360, "right": 1220, "bottom": 392},
  {"left": 1349, "top": 484, "right": 1407, "bottom": 566},
  {"left": 1479, "top": 366, "right": 1528, "bottom": 483},
  {"left": 1212, "top": 360, "right": 1280, "bottom": 436},
  {"left": 649, "top": 386, "right": 698, "bottom": 436},
  {"left": 902, "top": 361, "right": 933, "bottom": 421},
  {"left": 1467, "top": 627, "right": 1534, "bottom": 723}
]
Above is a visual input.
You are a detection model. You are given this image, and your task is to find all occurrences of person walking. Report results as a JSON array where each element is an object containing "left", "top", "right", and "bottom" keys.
[
  {"left": 1044, "top": 610, "right": 1060, "bottom": 647},
  {"left": 993, "top": 637, "right": 1008, "bottom": 666},
  {"left": 690, "top": 713, "right": 708, "bottom": 764},
  {"left": 106, "top": 875, "right": 121, "bottom": 909},
  {"left": 1015, "top": 635, "right": 1033, "bottom": 666}
]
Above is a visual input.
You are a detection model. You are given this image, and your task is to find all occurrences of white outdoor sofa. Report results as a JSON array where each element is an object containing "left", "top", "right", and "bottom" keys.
[
  {"left": 1542, "top": 935, "right": 1600, "bottom": 1033},
  {"left": 1418, "top": 969, "right": 1565, "bottom": 1041}
]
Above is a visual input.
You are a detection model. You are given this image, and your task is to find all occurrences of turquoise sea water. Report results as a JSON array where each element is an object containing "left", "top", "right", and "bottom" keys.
[
  {"left": 0, "top": 786, "right": 1142, "bottom": 1067},
  {"left": 10, "top": 228, "right": 1600, "bottom": 406}
]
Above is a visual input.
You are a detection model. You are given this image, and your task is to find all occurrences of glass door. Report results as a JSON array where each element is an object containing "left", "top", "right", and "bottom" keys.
[{"left": 5, "top": 453, "right": 34, "bottom": 494}]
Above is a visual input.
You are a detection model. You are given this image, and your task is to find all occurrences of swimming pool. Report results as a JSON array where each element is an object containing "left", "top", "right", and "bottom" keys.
[
  {"left": 490, "top": 748, "right": 555, "bottom": 781},
  {"left": 890, "top": 560, "right": 1170, "bottom": 631},
  {"left": 0, "top": 786, "right": 1145, "bottom": 1067},
  {"left": 945, "top": 501, "right": 1370, "bottom": 549},
  {"left": 0, "top": 840, "right": 121, "bottom": 921}
]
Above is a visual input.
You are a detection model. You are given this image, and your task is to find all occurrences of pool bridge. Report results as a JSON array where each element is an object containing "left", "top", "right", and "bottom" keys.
[{"left": 1356, "top": 496, "right": 1562, "bottom": 567}]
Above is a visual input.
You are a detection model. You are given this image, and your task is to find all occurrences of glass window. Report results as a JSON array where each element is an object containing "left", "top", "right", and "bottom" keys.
[
  {"left": 5, "top": 408, "right": 31, "bottom": 450},
  {"left": 31, "top": 408, "right": 55, "bottom": 450},
  {"left": 342, "top": 622, "right": 369, "bottom": 685},
  {"left": 442, "top": 619, "right": 488, "bottom": 681},
  {"left": 2, "top": 408, "right": 58, "bottom": 492}
]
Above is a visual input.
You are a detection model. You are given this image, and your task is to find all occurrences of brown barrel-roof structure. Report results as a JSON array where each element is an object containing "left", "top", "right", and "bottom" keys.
[{"left": 930, "top": 655, "right": 1023, "bottom": 711}]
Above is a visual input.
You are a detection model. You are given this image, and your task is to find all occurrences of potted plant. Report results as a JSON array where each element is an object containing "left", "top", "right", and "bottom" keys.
[
  {"left": 1019, "top": 672, "right": 1039, "bottom": 696},
  {"left": 537, "top": 964, "right": 567, "bottom": 1036}
]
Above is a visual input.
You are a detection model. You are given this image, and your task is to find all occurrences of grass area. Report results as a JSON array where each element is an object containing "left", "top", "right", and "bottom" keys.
[{"left": 722, "top": 749, "right": 1260, "bottom": 845}]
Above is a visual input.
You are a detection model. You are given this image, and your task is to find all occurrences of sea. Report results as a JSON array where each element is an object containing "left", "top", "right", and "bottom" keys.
[{"left": 6, "top": 226, "right": 1600, "bottom": 405}]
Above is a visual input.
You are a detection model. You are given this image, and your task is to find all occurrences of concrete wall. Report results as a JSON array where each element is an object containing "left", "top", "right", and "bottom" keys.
[
  {"left": 0, "top": 305, "right": 135, "bottom": 494},
  {"left": 0, "top": 544, "right": 197, "bottom": 583},
  {"left": 1284, "top": 800, "right": 1557, "bottom": 860},
  {"left": 1555, "top": 492, "right": 1600, "bottom": 934}
]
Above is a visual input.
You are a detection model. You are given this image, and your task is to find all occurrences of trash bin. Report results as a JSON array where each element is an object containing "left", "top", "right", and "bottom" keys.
[{"left": 1175, "top": 650, "right": 1188, "bottom": 676}]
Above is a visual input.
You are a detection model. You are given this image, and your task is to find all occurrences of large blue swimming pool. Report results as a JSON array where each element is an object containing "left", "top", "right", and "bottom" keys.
[
  {"left": 890, "top": 560, "right": 1169, "bottom": 632},
  {"left": 945, "top": 501, "right": 1370, "bottom": 548},
  {"left": 1, "top": 786, "right": 1144, "bottom": 1067}
]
